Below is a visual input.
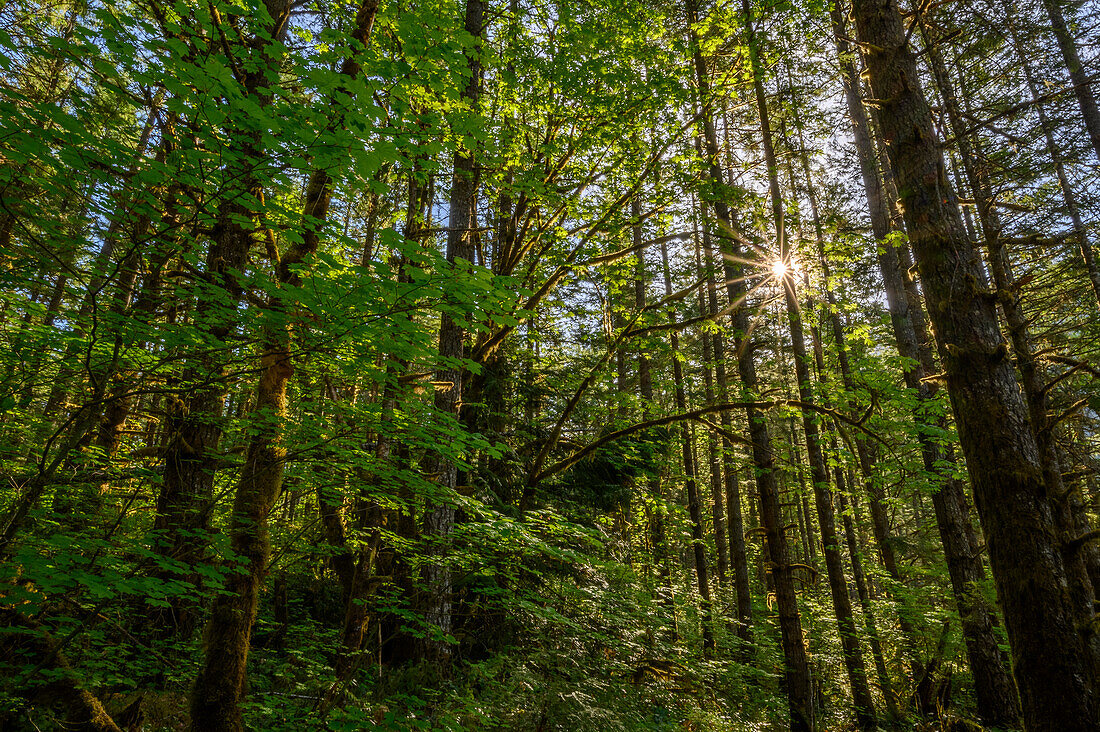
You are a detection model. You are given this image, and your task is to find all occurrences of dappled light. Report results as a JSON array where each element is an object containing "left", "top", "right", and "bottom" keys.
[{"left": 0, "top": 0, "right": 1097, "bottom": 730}]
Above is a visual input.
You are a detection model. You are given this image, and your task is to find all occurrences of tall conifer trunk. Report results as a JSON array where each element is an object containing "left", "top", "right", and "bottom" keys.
[
  {"left": 922, "top": 19, "right": 1100, "bottom": 678},
  {"left": 741, "top": 1, "right": 875, "bottom": 724},
  {"left": 850, "top": 0, "right": 1097, "bottom": 726},
  {"left": 661, "top": 239, "right": 715, "bottom": 651},
  {"left": 1040, "top": 0, "right": 1100, "bottom": 163},
  {"left": 1007, "top": 18, "right": 1100, "bottom": 310},
  {"left": 684, "top": 1, "right": 813, "bottom": 725},
  {"left": 419, "top": 0, "right": 485, "bottom": 667},
  {"left": 693, "top": 219, "right": 729, "bottom": 588},
  {"left": 700, "top": 201, "right": 753, "bottom": 645},
  {"left": 830, "top": 5, "right": 1020, "bottom": 724},
  {"left": 784, "top": 139, "right": 899, "bottom": 720},
  {"left": 634, "top": 198, "right": 678, "bottom": 640}
]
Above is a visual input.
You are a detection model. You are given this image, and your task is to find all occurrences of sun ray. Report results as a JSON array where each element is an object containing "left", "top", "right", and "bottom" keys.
[
  {"left": 720, "top": 251, "right": 770, "bottom": 268},
  {"left": 715, "top": 274, "right": 756, "bottom": 290},
  {"left": 728, "top": 279, "right": 777, "bottom": 362}
]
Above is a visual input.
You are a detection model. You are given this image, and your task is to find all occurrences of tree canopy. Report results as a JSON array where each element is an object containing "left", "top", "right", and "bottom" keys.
[{"left": 1, "top": 0, "right": 1099, "bottom": 729}]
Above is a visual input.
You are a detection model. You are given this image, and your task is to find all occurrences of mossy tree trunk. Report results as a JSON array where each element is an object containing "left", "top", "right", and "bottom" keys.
[
  {"left": 851, "top": 0, "right": 1098, "bottom": 726},
  {"left": 189, "top": 2, "right": 379, "bottom": 727}
]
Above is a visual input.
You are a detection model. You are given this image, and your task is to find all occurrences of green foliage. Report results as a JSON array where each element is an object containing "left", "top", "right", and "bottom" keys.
[{"left": 0, "top": 0, "right": 1096, "bottom": 729}]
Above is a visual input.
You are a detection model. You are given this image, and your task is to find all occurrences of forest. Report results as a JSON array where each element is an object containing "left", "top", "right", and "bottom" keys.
[{"left": 0, "top": 0, "right": 1099, "bottom": 729}]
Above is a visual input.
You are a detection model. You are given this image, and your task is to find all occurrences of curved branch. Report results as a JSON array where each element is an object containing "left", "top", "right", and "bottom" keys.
[{"left": 532, "top": 401, "right": 773, "bottom": 486}]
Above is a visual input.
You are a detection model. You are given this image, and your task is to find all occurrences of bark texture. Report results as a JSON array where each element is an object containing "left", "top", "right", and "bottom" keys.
[
  {"left": 851, "top": 0, "right": 1097, "bottom": 727},
  {"left": 831, "top": 5, "right": 1020, "bottom": 724},
  {"left": 419, "top": 0, "right": 486, "bottom": 667}
]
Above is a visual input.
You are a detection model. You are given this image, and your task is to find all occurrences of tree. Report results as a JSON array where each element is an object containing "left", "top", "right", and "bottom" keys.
[
  {"left": 2, "top": 0, "right": 1099, "bottom": 729},
  {"left": 851, "top": 0, "right": 1099, "bottom": 726}
]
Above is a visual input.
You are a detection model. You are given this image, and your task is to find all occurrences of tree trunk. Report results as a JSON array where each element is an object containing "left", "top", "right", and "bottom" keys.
[
  {"left": 685, "top": 0, "right": 813, "bottom": 724},
  {"left": 742, "top": 1, "right": 876, "bottom": 722},
  {"left": 1007, "top": 18, "right": 1100, "bottom": 310},
  {"left": 784, "top": 135, "right": 899, "bottom": 718},
  {"left": 924, "top": 18, "right": 1100, "bottom": 679},
  {"left": 838, "top": 477, "right": 900, "bottom": 721},
  {"left": 850, "top": 0, "right": 1098, "bottom": 726},
  {"left": 1040, "top": 0, "right": 1100, "bottom": 163},
  {"left": 661, "top": 238, "right": 715, "bottom": 652},
  {"left": 700, "top": 201, "right": 753, "bottom": 646},
  {"left": 786, "top": 119, "right": 906, "bottom": 715},
  {"left": 154, "top": 76, "right": 285, "bottom": 641},
  {"left": 693, "top": 220, "right": 729, "bottom": 588},
  {"left": 779, "top": 249, "right": 877, "bottom": 731},
  {"left": 342, "top": 166, "right": 432, "bottom": 680},
  {"left": 831, "top": 5, "right": 1021, "bottom": 724},
  {"left": 418, "top": 0, "right": 485, "bottom": 668},
  {"left": 634, "top": 198, "right": 678, "bottom": 640},
  {"left": 786, "top": 417, "right": 817, "bottom": 569},
  {"left": 189, "top": 3, "right": 378, "bottom": 727}
]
